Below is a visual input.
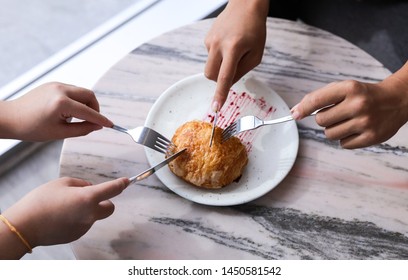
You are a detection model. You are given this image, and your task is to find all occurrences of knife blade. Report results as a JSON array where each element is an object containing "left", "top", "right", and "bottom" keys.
[
  {"left": 209, "top": 111, "right": 218, "bottom": 147},
  {"left": 129, "top": 148, "right": 186, "bottom": 183}
]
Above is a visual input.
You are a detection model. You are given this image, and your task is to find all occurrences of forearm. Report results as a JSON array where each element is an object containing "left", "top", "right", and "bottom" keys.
[
  {"left": 380, "top": 61, "right": 408, "bottom": 124},
  {"left": 227, "top": 0, "right": 270, "bottom": 19},
  {"left": 0, "top": 100, "right": 19, "bottom": 139}
]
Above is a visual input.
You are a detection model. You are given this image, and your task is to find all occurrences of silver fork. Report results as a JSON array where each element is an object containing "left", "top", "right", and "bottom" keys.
[
  {"left": 111, "top": 125, "right": 176, "bottom": 154},
  {"left": 222, "top": 109, "right": 322, "bottom": 142}
]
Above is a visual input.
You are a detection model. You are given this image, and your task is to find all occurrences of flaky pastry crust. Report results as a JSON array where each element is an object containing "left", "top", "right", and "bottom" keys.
[{"left": 168, "top": 120, "right": 248, "bottom": 189}]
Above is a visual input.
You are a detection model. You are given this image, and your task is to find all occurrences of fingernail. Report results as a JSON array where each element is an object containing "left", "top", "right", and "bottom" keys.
[
  {"left": 212, "top": 101, "right": 219, "bottom": 112},
  {"left": 292, "top": 111, "right": 300, "bottom": 120},
  {"left": 290, "top": 103, "right": 299, "bottom": 113},
  {"left": 291, "top": 104, "right": 301, "bottom": 120},
  {"left": 105, "top": 119, "right": 114, "bottom": 128},
  {"left": 123, "top": 177, "right": 130, "bottom": 188}
]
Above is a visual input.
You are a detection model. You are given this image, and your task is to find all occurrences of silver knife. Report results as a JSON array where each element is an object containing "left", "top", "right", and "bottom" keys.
[
  {"left": 209, "top": 111, "right": 218, "bottom": 147},
  {"left": 129, "top": 148, "right": 186, "bottom": 183}
]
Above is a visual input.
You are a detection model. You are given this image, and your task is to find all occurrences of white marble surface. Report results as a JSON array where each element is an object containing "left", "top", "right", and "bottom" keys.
[{"left": 60, "top": 18, "right": 408, "bottom": 259}]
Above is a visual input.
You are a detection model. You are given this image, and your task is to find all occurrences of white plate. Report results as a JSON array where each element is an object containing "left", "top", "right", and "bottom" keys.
[{"left": 145, "top": 73, "right": 299, "bottom": 206}]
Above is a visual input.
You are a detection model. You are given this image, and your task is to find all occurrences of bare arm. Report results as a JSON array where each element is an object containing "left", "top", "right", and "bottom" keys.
[
  {"left": 0, "top": 82, "right": 113, "bottom": 141},
  {"left": 204, "top": 0, "right": 269, "bottom": 111},
  {"left": 0, "top": 177, "right": 129, "bottom": 259}
]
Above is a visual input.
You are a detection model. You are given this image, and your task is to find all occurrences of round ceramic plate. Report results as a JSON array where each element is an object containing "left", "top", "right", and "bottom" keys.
[{"left": 144, "top": 73, "right": 299, "bottom": 206}]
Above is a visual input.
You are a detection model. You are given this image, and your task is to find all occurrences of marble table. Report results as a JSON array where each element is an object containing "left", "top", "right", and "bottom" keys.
[{"left": 59, "top": 18, "right": 408, "bottom": 259}]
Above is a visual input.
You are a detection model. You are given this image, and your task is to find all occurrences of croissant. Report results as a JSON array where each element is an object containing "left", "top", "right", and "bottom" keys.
[{"left": 168, "top": 120, "right": 248, "bottom": 189}]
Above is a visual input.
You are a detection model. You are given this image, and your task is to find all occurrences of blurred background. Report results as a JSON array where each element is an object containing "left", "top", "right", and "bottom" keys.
[{"left": 0, "top": 0, "right": 135, "bottom": 88}]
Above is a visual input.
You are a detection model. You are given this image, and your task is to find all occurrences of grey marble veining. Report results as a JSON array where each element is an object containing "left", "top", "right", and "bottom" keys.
[{"left": 60, "top": 18, "right": 408, "bottom": 259}]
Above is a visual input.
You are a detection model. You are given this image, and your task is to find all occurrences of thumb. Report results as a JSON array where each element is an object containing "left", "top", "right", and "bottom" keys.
[
  {"left": 63, "top": 122, "right": 103, "bottom": 138},
  {"left": 89, "top": 177, "right": 130, "bottom": 202}
]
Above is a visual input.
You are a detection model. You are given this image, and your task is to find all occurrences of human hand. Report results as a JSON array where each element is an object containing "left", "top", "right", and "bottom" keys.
[
  {"left": 204, "top": 0, "right": 269, "bottom": 111},
  {"left": 291, "top": 77, "right": 408, "bottom": 149},
  {"left": 1, "top": 177, "right": 129, "bottom": 254},
  {"left": 1, "top": 82, "right": 113, "bottom": 141}
]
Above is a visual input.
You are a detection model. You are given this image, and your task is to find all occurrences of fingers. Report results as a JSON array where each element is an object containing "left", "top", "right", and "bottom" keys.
[
  {"left": 205, "top": 47, "right": 222, "bottom": 83},
  {"left": 324, "top": 117, "right": 379, "bottom": 149},
  {"left": 68, "top": 177, "right": 129, "bottom": 202},
  {"left": 64, "top": 98, "right": 113, "bottom": 128},
  {"left": 212, "top": 52, "right": 240, "bottom": 111},
  {"left": 290, "top": 80, "right": 357, "bottom": 149},
  {"left": 91, "top": 178, "right": 129, "bottom": 220},
  {"left": 75, "top": 177, "right": 129, "bottom": 220},
  {"left": 340, "top": 133, "right": 376, "bottom": 149},
  {"left": 64, "top": 84, "right": 100, "bottom": 112},
  {"left": 61, "top": 177, "right": 128, "bottom": 221},
  {"left": 232, "top": 52, "right": 261, "bottom": 84},
  {"left": 95, "top": 200, "right": 115, "bottom": 220},
  {"left": 60, "top": 121, "right": 103, "bottom": 138},
  {"left": 324, "top": 118, "right": 359, "bottom": 141},
  {"left": 89, "top": 177, "right": 130, "bottom": 202},
  {"left": 292, "top": 80, "right": 386, "bottom": 149},
  {"left": 313, "top": 102, "right": 354, "bottom": 128},
  {"left": 59, "top": 177, "right": 92, "bottom": 187},
  {"left": 50, "top": 82, "right": 113, "bottom": 128},
  {"left": 208, "top": 51, "right": 261, "bottom": 109},
  {"left": 291, "top": 82, "right": 345, "bottom": 120}
]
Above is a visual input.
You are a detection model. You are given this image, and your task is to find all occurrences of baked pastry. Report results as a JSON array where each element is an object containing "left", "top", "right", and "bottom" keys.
[{"left": 168, "top": 120, "right": 248, "bottom": 189}]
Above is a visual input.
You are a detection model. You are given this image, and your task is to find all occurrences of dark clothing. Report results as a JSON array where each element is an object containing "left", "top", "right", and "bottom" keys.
[{"left": 268, "top": 0, "right": 408, "bottom": 72}]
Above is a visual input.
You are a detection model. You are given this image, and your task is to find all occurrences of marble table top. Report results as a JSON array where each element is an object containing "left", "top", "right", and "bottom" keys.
[{"left": 59, "top": 18, "right": 408, "bottom": 259}]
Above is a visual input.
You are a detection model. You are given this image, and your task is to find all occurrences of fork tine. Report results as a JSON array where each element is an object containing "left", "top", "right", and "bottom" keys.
[
  {"left": 221, "top": 127, "right": 231, "bottom": 140},
  {"left": 155, "top": 136, "right": 177, "bottom": 154},
  {"left": 155, "top": 136, "right": 171, "bottom": 146},
  {"left": 155, "top": 138, "right": 172, "bottom": 153},
  {"left": 155, "top": 139, "right": 169, "bottom": 150},
  {"left": 112, "top": 124, "right": 177, "bottom": 154},
  {"left": 221, "top": 129, "right": 230, "bottom": 140},
  {"left": 221, "top": 122, "right": 237, "bottom": 142},
  {"left": 153, "top": 145, "right": 168, "bottom": 154},
  {"left": 156, "top": 134, "right": 172, "bottom": 145},
  {"left": 222, "top": 132, "right": 232, "bottom": 142},
  {"left": 222, "top": 122, "right": 236, "bottom": 136},
  {"left": 144, "top": 127, "right": 176, "bottom": 154}
]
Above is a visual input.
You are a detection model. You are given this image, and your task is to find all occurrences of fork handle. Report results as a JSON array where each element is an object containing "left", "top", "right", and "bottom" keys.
[
  {"left": 111, "top": 124, "right": 128, "bottom": 133},
  {"left": 262, "top": 108, "right": 322, "bottom": 126},
  {"left": 263, "top": 115, "right": 295, "bottom": 126}
]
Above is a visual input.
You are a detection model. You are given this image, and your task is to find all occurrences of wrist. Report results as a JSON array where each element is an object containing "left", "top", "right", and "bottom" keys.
[
  {"left": 228, "top": 0, "right": 269, "bottom": 19},
  {"left": 379, "top": 68, "right": 408, "bottom": 124},
  {"left": 0, "top": 214, "right": 33, "bottom": 259},
  {"left": 0, "top": 100, "right": 20, "bottom": 139}
]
